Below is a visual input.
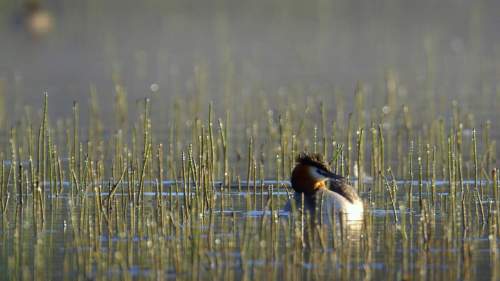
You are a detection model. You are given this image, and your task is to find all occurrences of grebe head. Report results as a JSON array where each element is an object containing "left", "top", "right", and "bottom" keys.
[{"left": 291, "top": 153, "right": 344, "bottom": 195}]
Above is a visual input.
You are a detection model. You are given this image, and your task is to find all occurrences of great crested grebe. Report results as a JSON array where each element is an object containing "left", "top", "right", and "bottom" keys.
[{"left": 284, "top": 153, "right": 364, "bottom": 221}]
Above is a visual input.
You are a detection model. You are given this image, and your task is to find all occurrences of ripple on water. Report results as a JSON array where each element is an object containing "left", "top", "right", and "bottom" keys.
[{"left": 245, "top": 210, "right": 289, "bottom": 217}]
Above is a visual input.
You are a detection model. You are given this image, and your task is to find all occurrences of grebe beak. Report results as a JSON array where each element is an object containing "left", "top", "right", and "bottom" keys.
[{"left": 317, "top": 169, "right": 344, "bottom": 181}]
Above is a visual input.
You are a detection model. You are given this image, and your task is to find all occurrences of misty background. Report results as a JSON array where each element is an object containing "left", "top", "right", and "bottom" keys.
[{"left": 0, "top": 0, "right": 499, "bottom": 125}]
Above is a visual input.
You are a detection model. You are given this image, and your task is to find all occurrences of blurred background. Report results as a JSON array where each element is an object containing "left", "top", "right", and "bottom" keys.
[{"left": 0, "top": 0, "right": 499, "bottom": 125}]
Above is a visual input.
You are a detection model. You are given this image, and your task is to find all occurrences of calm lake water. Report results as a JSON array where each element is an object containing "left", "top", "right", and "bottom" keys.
[{"left": 1, "top": 180, "right": 497, "bottom": 280}]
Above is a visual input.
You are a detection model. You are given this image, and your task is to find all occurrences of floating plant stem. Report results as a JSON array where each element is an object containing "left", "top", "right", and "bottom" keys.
[
  {"left": 431, "top": 146, "right": 436, "bottom": 206},
  {"left": 356, "top": 128, "right": 364, "bottom": 191},
  {"left": 472, "top": 128, "right": 478, "bottom": 189},
  {"left": 106, "top": 167, "right": 127, "bottom": 212},
  {"left": 9, "top": 128, "right": 18, "bottom": 204},
  {"left": 157, "top": 143, "right": 163, "bottom": 211},
  {"left": 418, "top": 156, "right": 423, "bottom": 210},
  {"left": 136, "top": 143, "right": 152, "bottom": 206},
  {"left": 384, "top": 168, "right": 398, "bottom": 223},
  {"left": 407, "top": 141, "right": 414, "bottom": 210},
  {"left": 346, "top": 113, "right": 352, "bottom": 180},
  {"left": 378, "top": 124, "right": 385, "bottom": 184},
  {"left": 246, "top": 136, "right": 253, "bottom": 190},
  {"left": 218, "top": 119, "right": 228, "bottom": 187}
]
